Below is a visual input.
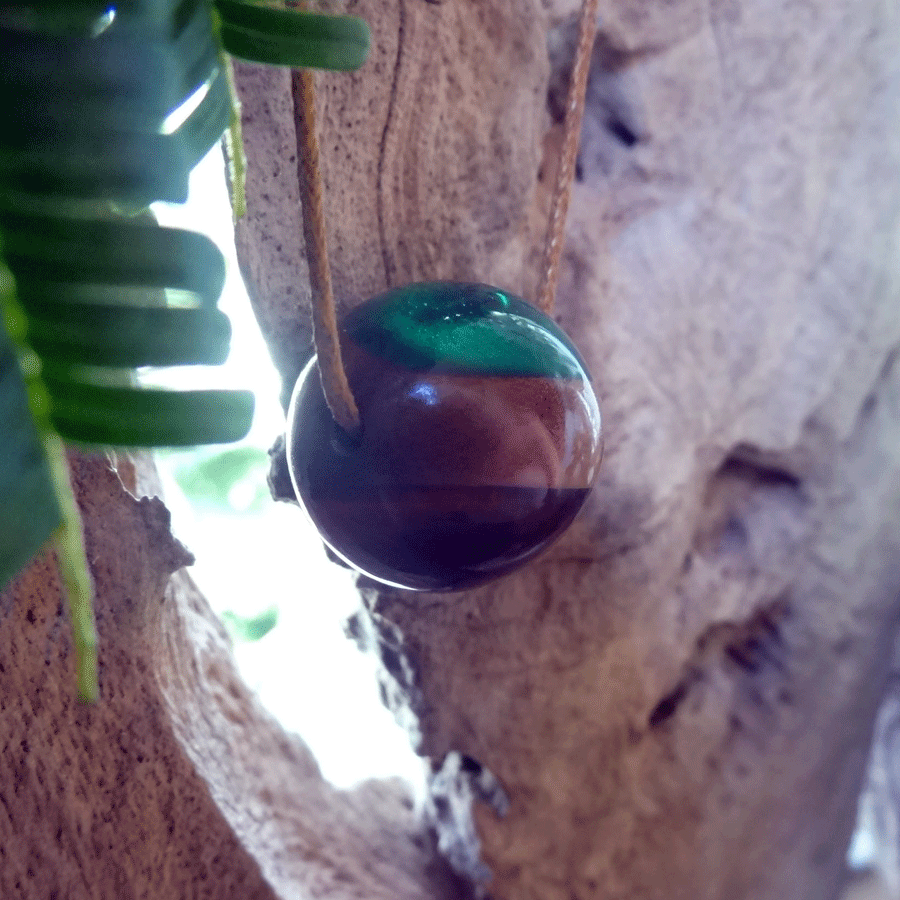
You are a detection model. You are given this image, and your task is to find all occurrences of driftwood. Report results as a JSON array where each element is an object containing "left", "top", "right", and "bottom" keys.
[
  {"left": 0, "top": 452, "right": 465, "bottom": 898},
  {"left": 235, "top": 0, "right": 900, "bottom": 896},
  {"left": 1, "top": 0, "right": 898, "bottom": 898}
]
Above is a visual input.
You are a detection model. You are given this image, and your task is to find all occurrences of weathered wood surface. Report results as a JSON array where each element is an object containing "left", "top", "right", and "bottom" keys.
[
  {"left": 0, "top": 452, "right": 465, "bottom": 899},
  {"left": 1, "top": 0, "right": 898, "bottom": 898},
  {"left": 235, "top": 0, "right": 900, "bottom": 897}
]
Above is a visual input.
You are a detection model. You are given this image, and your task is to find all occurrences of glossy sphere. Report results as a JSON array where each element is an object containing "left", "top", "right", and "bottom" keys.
[{"left": 286, "top": 282, "right": 602, "bottom": 591}]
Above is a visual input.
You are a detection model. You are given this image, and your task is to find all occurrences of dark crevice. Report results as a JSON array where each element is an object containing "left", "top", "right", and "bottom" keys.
[
  {"left": 378, "top": 640, "right": 408, "bottom": 687},
  {"left": 427, "top": 752, "right": 507, "bottom": 889},
  {"left": 266, "top": 434, "right": 296, "bottom": 504},
  {"left": 343, "top": 611, "right": 364, "bottom": 646},
  {"left": 648, "top": 679, "right": 691, "bottom": 728},
  {"left": 720, "top": 444, "right": 805, "bottom": 494},
  {"left": 719, "top": 456, "right": 803, "bottom": 493},
  {"left": 547, "top": 20, "right": 643, "bottom": 183},
  {"left": 574, "top": 157, "right": 584, "bottom": 183},
  {"left": 648, "top": 597, "right": 793, "bottom": 730},
  {"left": 605, "top": 117, "right": 638, "bottom": 147},
  {"left": 459, "top": 754, "right": 483, "bottom": 775},
  {"left": 695, "top": 446, "right": 808, "bottom": 564}
]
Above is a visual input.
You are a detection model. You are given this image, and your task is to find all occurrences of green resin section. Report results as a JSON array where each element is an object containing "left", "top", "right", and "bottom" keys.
[{"left": 342, "top": 282, "right": 591, "bottom": 380}]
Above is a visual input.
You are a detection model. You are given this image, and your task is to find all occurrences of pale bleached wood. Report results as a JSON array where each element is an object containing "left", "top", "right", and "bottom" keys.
[
  {"left": 236, "top": 0, "right": 900, "bottom": 897},
  {"left": 2, "top": 0, "right": 897, "bottom": 898},
  {"left": 0, "top": 452, "right": 465, "bottom": 899}
]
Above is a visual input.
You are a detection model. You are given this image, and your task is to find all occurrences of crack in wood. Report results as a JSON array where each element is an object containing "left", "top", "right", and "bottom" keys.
[{"left": 648, "top": 595, "right": 793, "bottom": 730}]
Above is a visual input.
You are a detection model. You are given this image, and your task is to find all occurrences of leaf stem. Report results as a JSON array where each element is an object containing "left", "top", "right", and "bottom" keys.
[
  {"left": 222, "top": 51, "right": 247, "bottom": 221},
  {"left": 3, "top": 261, "right": 99, "bottom": 702},
  {"left": 212, "top": 4, "right": 247, "bottom": 221},
  {"left": 45, "top": 435, "right": 98, "bottom": 703}
]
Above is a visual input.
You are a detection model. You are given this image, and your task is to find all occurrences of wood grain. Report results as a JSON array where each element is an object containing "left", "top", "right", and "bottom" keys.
[
  {"left": 1, "top": 0, "right": 898, "bottom": 898},
  {"left": 235, "top": 0, "right": 900, "bottom": 896}
]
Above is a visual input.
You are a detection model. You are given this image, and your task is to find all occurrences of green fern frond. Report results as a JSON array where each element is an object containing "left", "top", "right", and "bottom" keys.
[
  {"left": 0, "top": 0, "right": 370, "bottom": 700},
  {"left": 214, "top": 0, "right": 370, "bottom": 70}
]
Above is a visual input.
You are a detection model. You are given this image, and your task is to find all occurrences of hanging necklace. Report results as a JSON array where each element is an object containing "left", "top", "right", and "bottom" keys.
[{"left": 286, "top": 0, "right": 602, "bottom": 591}]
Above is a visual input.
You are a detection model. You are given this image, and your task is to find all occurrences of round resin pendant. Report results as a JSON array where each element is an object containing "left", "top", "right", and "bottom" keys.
[{"left": 286, "top": 282, "right": 602, "bottom": 591}]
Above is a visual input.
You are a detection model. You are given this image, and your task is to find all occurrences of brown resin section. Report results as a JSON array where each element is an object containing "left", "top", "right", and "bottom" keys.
[
  {"left": 287, "top": 343, "right": 602, "bottom": 590},
  {"left": 310, "top": 485, "right": 590, "bottom": 591},
  {"left": 338, "top": 341, "right": 602, "bottom": 490}
]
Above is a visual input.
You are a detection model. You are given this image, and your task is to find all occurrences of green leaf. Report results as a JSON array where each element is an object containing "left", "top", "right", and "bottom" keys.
[
  {"left": 44, "top": 379, "right": 255, "bottom": 447},
  {"left": 0, "top": 3, "right": 180, "bottom": 33},
  {"left": 6, "top": 91, "right": 172, "bottom": 137},
  {"left": 0, "top": 214, "right": 226, "bottom": 306},
  {"left": 215, "top": 1, "right": 370, "bottom": 70},
  {"left": 172, "top": 0, "right": 221, "bottom": 100},
  {"left": 222, "top": 606, "right": 278, "bottom": 642},
  {"left": 13, "top": 278, "right": 171, "bottom": 311},
  {"left": 23, "top": 303, "right": 233, "bottom": 368},
  {"left": 0, "top": 0, "right": 253, "bottom": 702},
  {"left": 0, "top": 28, "right": 177, "bottom": 121},
  {"left": 0, "top": 4, "right": 117, "bottom": 33},
  {"left": 0, "top": 267, "right": 61, "bottom": 591},
  {"left": 0, "top": 22, "right": 208, "bottom": 204},
  {"left": 0, "top": 131, "right": 191, "bottom": 205},
  {"left": 170, "top": 444, "right": 269, "bottom": 508},
  {"left": 174, "top": 68, "right": 232, "bottom": 167}
]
